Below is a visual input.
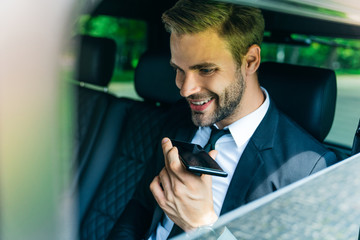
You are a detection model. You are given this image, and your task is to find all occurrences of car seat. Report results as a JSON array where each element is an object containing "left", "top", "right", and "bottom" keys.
[
  {"left": 73, "top": 35, "right": 117, "bottom": 169},
  {"left": 72, "top": 35, "right": 137, "bottom": 239},
  {"left": 258, "top": 61, "right": 337, "bottom": 143},
  {"left": 78, "top": 51, "right": 178, "bottom": 240}
]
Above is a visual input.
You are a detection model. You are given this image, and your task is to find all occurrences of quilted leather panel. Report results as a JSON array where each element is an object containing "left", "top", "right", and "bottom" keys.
[
  {"left": 80, "top": 101, "right": 170, "bottom": 240},
  {"left": 77, "top": 97, "right": 135, "bottom": 223}
]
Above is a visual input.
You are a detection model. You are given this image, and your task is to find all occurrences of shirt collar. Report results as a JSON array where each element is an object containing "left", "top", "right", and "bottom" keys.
[{"left": 197, "top": 87, "right": 270, "bottom": 148}]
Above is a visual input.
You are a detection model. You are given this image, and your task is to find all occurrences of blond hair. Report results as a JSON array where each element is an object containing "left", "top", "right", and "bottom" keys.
[{"left": 162, "top": 0, "right": 264, "bottom": 66}]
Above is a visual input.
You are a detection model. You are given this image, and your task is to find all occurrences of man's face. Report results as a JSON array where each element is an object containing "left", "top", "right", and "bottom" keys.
[{"left": 170, "top": 29, "right": 246, "bottom": 128}]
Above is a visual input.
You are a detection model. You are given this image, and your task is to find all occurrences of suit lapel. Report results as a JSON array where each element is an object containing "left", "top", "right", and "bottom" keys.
[
  {"left": 145, "top": 205, "right": 164, "bottom": 238},
  {"left": 221, "top": 100, "right": 279, "bottom": 215}
]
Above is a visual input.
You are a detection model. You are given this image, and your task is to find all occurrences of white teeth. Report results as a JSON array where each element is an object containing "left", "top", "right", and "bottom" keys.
[{"left": 192, "top": 98, "right": 212, "bottom": 105}]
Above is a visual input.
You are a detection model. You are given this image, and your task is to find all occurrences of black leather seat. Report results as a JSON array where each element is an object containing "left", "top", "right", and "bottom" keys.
[
  {"left": 78, "top": 51, "right": 177, "bottom": 240},
  {"left": 75, "top": 35, "right": 116, "bottom": 87},
  {"left": 74, "top": 35, "right": 117, "bottom": 169},
  {"left": 135, "top": 51, "right": 180, "bottom": 104},
  {"left": 76, "top": 51, "right": 338, "bottom": 239},
  {"left": 72, "top": 35, "right": 138, "bottom": 239},
  {"left": 258, "top": 61, "right": 337, "bottom": 142}
]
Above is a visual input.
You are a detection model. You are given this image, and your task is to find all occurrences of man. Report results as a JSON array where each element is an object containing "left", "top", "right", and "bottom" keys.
[{"left": 108, "top": 0, "right": 337, "bottom": 239}]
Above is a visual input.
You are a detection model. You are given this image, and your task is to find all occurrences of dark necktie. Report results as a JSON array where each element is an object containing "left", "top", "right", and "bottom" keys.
[
  {"left": 168, "top": 126, "right": 230, "bottom": 238},
  {"left": 203, "top": 126, "right": 230, "bottom": 152}
]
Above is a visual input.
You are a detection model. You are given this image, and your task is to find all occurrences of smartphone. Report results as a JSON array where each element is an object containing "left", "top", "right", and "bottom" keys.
[{"left": 171, "top": 139, "right": 228, "bottom": 177}]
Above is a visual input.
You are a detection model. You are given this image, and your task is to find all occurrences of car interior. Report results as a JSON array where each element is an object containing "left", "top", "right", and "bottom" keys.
[{"left": 70, "top": 0, "right": 360, "bottom": 239}]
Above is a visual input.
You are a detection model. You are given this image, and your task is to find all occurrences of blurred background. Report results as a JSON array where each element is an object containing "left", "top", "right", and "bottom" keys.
[{"left": 0, "top": 0, "right": 359, "bottom": 239}]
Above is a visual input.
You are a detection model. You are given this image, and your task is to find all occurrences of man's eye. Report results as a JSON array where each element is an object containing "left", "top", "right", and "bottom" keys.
[{"left": 200, "top": 68, "right": 215, "bottom": 75}]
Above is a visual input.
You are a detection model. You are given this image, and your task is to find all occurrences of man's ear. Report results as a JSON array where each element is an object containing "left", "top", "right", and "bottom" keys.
[{"left": 244, "top": 44, "right": 261, "bottom": 75}]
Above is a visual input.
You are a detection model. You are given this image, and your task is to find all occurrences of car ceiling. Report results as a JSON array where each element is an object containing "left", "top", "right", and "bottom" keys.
[{"left": 87, "top": 0, "right": 360, "bottom": 39}]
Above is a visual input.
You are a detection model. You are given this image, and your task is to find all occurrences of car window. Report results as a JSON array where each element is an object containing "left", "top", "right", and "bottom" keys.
[{"left": 262, "top": 35, "right": 360, "bottom": 148}]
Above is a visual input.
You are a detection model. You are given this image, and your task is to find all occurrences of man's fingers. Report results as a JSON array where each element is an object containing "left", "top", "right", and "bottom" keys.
[
  {"left": 162, "top": 138, "right": 175, "bottom": 169},
  {"left": 162, "top": 138, "right": 183, "bottom": 174},
  {"left": 162, "top": 138, "right": 173, "bottom": 159},
  {"left": 150, "top": 176, "right": 166, "bottom": 207},
  {"left": 159, "top": 168, "right": 173, "bottom": 201}
]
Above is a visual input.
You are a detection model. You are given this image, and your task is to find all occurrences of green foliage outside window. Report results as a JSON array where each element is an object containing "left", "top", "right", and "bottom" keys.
[
  {"left": 77, "top": 15, "right": 147, "bottom": 82},
  {"left": 262, "top": 34, "right": 360, "bottom": 74}
]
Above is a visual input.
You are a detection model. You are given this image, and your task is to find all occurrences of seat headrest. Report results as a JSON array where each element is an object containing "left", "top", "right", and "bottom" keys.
[
  {"left": 135, "top": 51, "right": 181, "bottom": 104},
  {"left": 75, "top": 35, "right": 116, "bottom": 86},
  {"left": 259, "top": 62, "right": 337, "bottom": 142}
]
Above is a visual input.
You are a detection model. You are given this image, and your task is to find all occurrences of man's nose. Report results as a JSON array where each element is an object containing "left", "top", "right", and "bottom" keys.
[{"left": 178, "top": 73, "right": 201, "bottom": 97}]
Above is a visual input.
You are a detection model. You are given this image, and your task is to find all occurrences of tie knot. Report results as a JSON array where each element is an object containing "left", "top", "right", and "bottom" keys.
[{"left": 203, "top": 126, "right": 230, "bottom": 152}]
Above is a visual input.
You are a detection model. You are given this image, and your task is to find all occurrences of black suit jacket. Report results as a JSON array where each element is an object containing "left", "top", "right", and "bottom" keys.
[{"left": 108, "top": 99, "right": 337, "bottom": 239}]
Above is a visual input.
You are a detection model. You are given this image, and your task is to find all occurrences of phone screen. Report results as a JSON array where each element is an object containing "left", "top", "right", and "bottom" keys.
[{"left": 171, "top": 139, "right": 228, "bottom": 177}]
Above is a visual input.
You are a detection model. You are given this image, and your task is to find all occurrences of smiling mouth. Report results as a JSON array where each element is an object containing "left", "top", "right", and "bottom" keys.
[
  {"left": 188, "top": 97, "right": 214, "bottom": 112},
  {"left": 191, "top": 98, "right": 213, "bottom": 105}
]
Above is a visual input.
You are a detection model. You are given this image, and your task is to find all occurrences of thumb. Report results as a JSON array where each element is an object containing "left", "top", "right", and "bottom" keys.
[{"left": 208, "top": 149, "right": 218, "bottom": 160}]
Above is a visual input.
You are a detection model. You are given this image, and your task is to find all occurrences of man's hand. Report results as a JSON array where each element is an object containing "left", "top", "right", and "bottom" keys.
[{"left": 150, "top": 138, "right": 219, "bottom": 232}]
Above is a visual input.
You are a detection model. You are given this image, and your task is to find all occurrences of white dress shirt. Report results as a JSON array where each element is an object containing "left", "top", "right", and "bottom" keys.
[{"left": 149, "top": 88, "right": 270, "bottom": 240}]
